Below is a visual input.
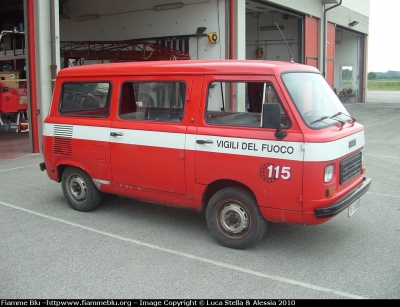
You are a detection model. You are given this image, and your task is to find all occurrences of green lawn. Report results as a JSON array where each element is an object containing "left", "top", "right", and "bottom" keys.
[{"left": 368, "top": 79, "right": 400, "bottom": 91}]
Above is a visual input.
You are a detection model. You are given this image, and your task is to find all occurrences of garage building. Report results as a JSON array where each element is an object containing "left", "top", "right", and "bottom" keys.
[{"left": 0, "top": 0, "right": 370, "bottom": 153}]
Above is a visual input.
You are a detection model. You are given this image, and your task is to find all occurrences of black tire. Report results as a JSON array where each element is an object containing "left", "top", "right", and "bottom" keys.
[
  {"left": 206, "top": 186, "right": 267, "bottom": 249},
  {"left": 61, "top": 166, "right": 102, "bottom": 212}
]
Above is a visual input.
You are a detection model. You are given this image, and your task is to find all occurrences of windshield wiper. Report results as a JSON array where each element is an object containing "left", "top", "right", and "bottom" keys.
[
  {"left": 310, "top": 116, "right": 329, "bottom": 125},
  {"left": 331, "top": 112, "right": 356, "bottom": 125},
  {"left": 310, "top": 115, "right": 344, "bottom": 126}
]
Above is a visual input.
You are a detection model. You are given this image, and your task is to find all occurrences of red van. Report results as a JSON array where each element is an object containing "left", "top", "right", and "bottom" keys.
[{"left": 40, "top": 60, "right": 371, "bottom": 249}]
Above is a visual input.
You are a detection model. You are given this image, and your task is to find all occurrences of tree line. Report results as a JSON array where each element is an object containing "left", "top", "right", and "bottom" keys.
[{"left": 368, "top": 71, "right": 400, "bottom": 80}]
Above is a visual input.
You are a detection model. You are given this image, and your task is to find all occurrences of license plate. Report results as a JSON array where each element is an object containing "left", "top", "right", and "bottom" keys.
[{"left": 348, "top": 198, "right": 360, "bottom": 217}]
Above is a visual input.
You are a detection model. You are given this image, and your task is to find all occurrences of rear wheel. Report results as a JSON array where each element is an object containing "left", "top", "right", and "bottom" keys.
[
  {"left": 206, "top": 186, "right": 267, "bottom": 249},
  {"left": 61, "top": 166, "right": 102, "bottom": 212}
]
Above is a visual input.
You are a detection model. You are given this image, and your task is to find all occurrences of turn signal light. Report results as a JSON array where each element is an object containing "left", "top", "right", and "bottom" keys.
[{"left": 326, "top": 186, "right": 337, "bottom": 198}]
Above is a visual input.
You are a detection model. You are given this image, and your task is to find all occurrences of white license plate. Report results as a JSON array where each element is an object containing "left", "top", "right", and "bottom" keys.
[{"left": 348, "top": 198, "right": 360, "bottom": 217}]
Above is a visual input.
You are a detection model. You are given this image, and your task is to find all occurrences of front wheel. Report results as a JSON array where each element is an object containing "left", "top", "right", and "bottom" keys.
[
  {"left": 206, "top": 187, "right": 267, "bottom": 249},
  {"left": 61, "top": 166, "right": 102, "bottom": 212}
]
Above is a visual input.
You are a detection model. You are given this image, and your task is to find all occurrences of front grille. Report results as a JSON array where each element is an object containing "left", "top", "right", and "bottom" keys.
[{"left": 340, "top": 152, "right": 362, "bottom": 184}]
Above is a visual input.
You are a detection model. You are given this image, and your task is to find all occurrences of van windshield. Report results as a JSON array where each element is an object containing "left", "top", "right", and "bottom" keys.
[{"left": 282, "top": 72, "right": 352, "bottom": 129}]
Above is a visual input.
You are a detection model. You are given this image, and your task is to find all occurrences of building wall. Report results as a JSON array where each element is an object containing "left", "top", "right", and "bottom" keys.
[
  {"left": 29, "top": 0, "right": 371, "bottom": 152},
  {"left": 261, "top": 0, "right": 369, "bottom": 34},
  {"left": 327, "top": 6, "right": 369, "bottom": 34},
  {"left": 33, "top": 0, "right": 54, "bottom": 151},
  {"left": 263, "top": 0, "right": 370, "bottom": 18},
  {"left": 342, "top": 0, "right": 370, "bottom": 17},
  {"left": 60, "top": 0, "right": 226, "bottom": 60},
  {"left": 264, "top": 0, "right": 324, "bottom": 18}
]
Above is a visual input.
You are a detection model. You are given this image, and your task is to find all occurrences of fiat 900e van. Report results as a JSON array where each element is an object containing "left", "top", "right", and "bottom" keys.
[{"left": 40, "top": 60, "right": 371, "bottom": 249}]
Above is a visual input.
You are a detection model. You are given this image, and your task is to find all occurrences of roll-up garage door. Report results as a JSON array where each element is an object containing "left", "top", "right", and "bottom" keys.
[
  {"left": 325, "top": 22, "right": 335, "bottom": 88},
  {"left": 304, "top": 16, "right": 319, "bottom": 68}
]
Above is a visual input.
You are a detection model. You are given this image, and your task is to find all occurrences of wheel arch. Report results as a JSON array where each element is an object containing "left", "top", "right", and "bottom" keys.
[
  {"left": 56, "top": 163, "right": 87, "bottom": 183},
  {"left": 202, "top": 179, "right": 256, "bottom": 211}
]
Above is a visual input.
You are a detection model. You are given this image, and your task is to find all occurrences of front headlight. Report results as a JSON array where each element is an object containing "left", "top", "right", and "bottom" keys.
[{"left": 324, "top": 164, "right": 334, "bottom": 183}]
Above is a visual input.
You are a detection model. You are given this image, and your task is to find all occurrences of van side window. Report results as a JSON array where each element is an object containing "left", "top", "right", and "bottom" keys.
[
  {"left": 119, "top": 81, "right": 186, "bottom": 122},
  {"left": 59, "top": 82, "right": 111, "bottom": 117},
  {"left": 206, "top": 82, "right": 290, "bottom": 128}
]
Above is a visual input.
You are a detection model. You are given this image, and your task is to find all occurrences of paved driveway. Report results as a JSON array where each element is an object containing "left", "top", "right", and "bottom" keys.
[
  {"left": 0, "top": 93, "right": 399, "bottom": 299},
  {"left": 367, "top": 90, "right": 400, "bottom": 103}
]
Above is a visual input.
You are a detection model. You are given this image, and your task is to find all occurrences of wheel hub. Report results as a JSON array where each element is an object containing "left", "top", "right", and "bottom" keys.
[
  {"left": 68, "top": 176, "right": 87, "bottom": 201},
  {"left": 228, "top": 213, "right": 239, "bottom": 225},
  {"left": 220, "top": 203, "right": 249, "bottom": 234}
]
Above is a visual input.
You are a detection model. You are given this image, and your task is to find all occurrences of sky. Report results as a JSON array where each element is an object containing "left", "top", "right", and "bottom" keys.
[{"left": 368, "top": 0, "right": 400, "bottom": 72}]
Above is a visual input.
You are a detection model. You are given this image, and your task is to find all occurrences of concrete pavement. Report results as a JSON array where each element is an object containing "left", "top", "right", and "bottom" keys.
[{"left": 0, "top": 92, "right": 399, "bottom": 299}]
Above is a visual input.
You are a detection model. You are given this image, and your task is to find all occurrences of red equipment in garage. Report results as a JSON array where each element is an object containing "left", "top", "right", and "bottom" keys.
[
  {"left": 61, "top": 40, "right": 191, "bottom": 67},
  {"left": 0, "top": 82, "right": 28, "bottom": 132},
  {"left": 0, "top": 28, "right": 28, "bottom": 132}
]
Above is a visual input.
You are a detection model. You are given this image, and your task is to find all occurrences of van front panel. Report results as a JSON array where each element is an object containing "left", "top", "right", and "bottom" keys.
[{"left": 195, "top": 75, "right": 305, "bottom": 213}]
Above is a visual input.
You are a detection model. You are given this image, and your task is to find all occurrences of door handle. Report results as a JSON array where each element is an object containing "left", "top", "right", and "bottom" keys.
[
  {"left": 110, "top": 132, "right": 124, "bottom": 137},
  {"left": 196, "top": 139, "right": 213, "bottom": 144}
]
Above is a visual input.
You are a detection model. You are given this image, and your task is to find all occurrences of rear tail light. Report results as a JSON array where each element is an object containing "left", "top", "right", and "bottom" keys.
[{"left": 18, "top": 122, "right": 29, "bottom": 132}]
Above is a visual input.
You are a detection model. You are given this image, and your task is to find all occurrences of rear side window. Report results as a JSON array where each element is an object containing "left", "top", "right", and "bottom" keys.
[
  {"left": 118, "top": 81, "right": 186, "bottom": 122},
  {"left": 59, "top": 82, "right": 111, "bottom": 117},
  {"left": 206, "top": 81, "right": 290, "bottom": 128}
]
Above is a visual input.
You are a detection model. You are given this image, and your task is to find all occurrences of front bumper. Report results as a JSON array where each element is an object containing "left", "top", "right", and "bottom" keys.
[{"left": 314, "top": 177, "right": 372, "bottom": 218}]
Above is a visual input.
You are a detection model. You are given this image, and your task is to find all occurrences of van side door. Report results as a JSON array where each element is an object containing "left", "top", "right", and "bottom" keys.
[{"left": 110, "top": 76, "right": 191, "bottom": 195}]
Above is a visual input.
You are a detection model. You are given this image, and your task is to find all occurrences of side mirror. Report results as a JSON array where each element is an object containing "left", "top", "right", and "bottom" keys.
[
  {"left": 262, "top": 103, "right": 287, "bottom": 140},
  {"left": 262, "top": 103, "right": 281, "bottom": 129}
]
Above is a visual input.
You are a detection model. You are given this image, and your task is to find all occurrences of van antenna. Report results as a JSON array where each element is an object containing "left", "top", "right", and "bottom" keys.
[{"left": 275, "top": 23, "right": 294, "bottom": 63}]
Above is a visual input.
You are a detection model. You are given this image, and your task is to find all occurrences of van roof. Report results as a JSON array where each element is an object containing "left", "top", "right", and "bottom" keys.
[{"left": 57, "top": 60, "right": 320, "bottom": 78}]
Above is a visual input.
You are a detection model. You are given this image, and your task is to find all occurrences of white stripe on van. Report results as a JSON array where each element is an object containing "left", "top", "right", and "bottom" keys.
[
  {"left": 43, "top": 123, "right": 110, "bottom": 142},
  {"left": 190, "top": 131, "right": 364, "bottom": 162},
  {"left": 189, "top": 134, "right": 305, "bottom": 161},
  {"left": 111, "top": 128, "right": 186, "bottom": 149},
  {"left": 304, "top": 130, "right": 365, "bottom": 161},
  {"left": 43, "top": 123, "right": 365, "bottom": 162}
]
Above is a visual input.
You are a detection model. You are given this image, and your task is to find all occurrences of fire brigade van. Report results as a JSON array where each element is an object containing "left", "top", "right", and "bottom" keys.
[{"left": 39, "top": 60, "right": 371, "bottom": 249}]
